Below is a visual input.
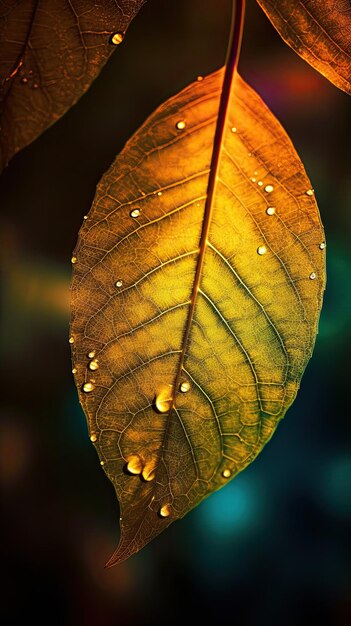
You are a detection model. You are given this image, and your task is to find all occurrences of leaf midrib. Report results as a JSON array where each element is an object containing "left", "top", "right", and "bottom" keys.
[{"left": 170, "top": 0, "right": 245, "bottom": 408}]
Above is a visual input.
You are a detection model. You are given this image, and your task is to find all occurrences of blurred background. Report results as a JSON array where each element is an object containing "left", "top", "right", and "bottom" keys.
[{"left": 1, "top": 0, "right": 350, "bottom": 624}]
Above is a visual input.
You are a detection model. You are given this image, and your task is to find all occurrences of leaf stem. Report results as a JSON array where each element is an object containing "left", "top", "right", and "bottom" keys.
[{"left": 172, "top": 0, "right": 246, "bottom": 403}]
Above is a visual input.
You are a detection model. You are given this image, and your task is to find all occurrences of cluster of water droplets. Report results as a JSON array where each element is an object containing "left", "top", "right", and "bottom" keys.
[{"left": 19, "top": 67, "right": 39, "bottom": 89}]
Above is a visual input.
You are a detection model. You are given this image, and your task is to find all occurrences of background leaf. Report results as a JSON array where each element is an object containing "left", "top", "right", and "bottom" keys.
[
  {"left": 257, "top": 0, "right": 351, "bottom": 94},
  {"left": 0, "top": 0, "right": 146, "bottom": 171},
  {"left": 70, "top": 67, "right": 325, "bottom": 564}
]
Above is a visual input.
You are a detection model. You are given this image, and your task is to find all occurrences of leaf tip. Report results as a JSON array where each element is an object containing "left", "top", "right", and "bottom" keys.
[{"left": 104, "top": 534, "right": 138, "bottom": 568}]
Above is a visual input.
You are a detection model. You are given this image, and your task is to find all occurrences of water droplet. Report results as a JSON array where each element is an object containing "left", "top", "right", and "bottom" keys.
[
  {"left": 100, "top": 460, "right": 104, "bottom": 466},
  {"left": 89, "top": 359, "right": 99, "bottom": 371},
  {"left": 231, "top": 127, "right": 237, "bottom": 133},
  {"left": 110, "top": 32, "right": 124, "bottom": 45},
  {"left": 72, "top": 368, "right": 77, "bottom": 374},
  {"left": 306, "top": 188, "right": 314, "bottom": 196},
  {"left": 180, "top": 381, "right": 191, "bottom": 393},
  {"left": 264, "top": 184, "right": 274, "bottom": 193},
  {"left": 222, "top": 468, "right": 232, "bottom": 479},
  {"left": 126, "top": 455, "right": 143, "bottom": 475},
  {"left": 176, "top": 120, "right": 186, "bottom": 130},
  {"left": 309, "top": 272, "right": 317, "bottom": 280},
  {"left": 130, "top": 208, "right": 141, "bottom": 218},
  {"left": 159, "top": 504, "right": 171, "bottom": 518},
  {"left": 115, "top": 280, "right": 123, "bottom": 288},
  {"left": 88, "top": 351, "right": 96, "bottom": 359},
  {"left": 319, "top": 242, "right": 326, "bottom": 250},
  {"left": 155, "top": 386, "right": 173, "bottom": 413},
  {"left": 71, "top": 256, "right": 77, "bottom": 264},
  {"left": 258, "top": 181, "right": 263, "bottom": 187},
  {"left": 197, "top": 75, "right": 203, "bottom": 81},
  {"left": 157, "top": 191, "right": 162, "bottom": 196},
  {"left": 90, "top": 433, "right": 97, "bottom": 442},
  {"left": 83, "top": 381, "right": 95, "bottom": 393},
  {"left": 266, "top": 207, "right": 276, "bottom": 216},
  {"left": 250, "top": 177, "right": 256, "bottom": 183},
  {"left": 142, "top": 466, "right": 156, "bottom": 481},
  {"left": 21, "top": 77, "right": 28, "bottom": 84},
  {"left": 83, "top": 215, "right": 88, "bottom": 220},
  {"left": 257, "top": 245, "right": 267, "bottom": 255},
  {"left": 33, "top": 83, "right": 38, "bottom": 89},
  {"left": 69, "top": 336, "right": 74, "bottom": 344}
]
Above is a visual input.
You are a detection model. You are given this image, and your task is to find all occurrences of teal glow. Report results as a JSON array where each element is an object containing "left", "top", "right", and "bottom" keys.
[
  {"left": 321, "top": 456, "right": 351, "bottom": 517},
  {"left": 319, "top": 247, "right": 351, "bottom": 340},
  {"left": 197, "top": 475, "right": 257, "bottom": 538}
]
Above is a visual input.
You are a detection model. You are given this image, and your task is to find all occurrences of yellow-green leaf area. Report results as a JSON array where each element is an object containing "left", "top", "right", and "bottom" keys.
[{"left": 70, "top": 69, "right": 325, "bottom": 564}]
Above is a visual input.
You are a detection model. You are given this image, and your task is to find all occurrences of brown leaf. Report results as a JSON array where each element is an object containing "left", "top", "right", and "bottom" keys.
[
  {"left": 257, "top": 0, "right": 351, "bottom": 94},
  {"left": 0, "top": 0, "right": 146, "bottom": 171},
  {"left": 70, "top": 68, "right": 325, "bottom": 564}
]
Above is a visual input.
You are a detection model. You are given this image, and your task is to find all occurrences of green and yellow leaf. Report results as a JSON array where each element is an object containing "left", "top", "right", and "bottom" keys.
[{"left": 70, "top": 68, "right": 325, "bottom": 565}]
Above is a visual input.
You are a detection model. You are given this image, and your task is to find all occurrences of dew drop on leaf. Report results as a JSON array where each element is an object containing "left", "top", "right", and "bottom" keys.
[
  {"left": 264, "top": 184, "right": 274, "bottom": 193},
  {"left": 126, "top": 455, "right": 143, "bottom": 475},
  {"left": 257, "top": 245, "right": 267, "bottom": 255},
  {"left": 130, "top": 208, "right": 141, "bottom": 218},
  {"left": 180, "top": 381, "right": 191, "bottom": 393},
  {"left": 155, "top": 386, "right": 173, "bottom": 413},
  {"left": 142, "top": 466, "right": 156, "bottom": 482},
  {"left": 222, "top": 469, "right": 232, "bottom": 479},
  {"left": 110, "top": 32, "right": 124, "bottom": 45},
  {"left": 176, "top": 120, "right": 186, "bottom": 130},
  {"left": 83, "top": 382, "right": 95, "bottom": 393},
  {"left": 266, "top": 207, "right": 276, "bottom": 216},
  {"left": 159, "top": 504, "right": 171, "bottom": 518}
]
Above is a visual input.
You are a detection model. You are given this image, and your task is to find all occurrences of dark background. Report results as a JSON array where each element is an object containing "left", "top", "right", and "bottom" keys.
[{"left": 1, "top": 1, "right": 350, "bottom": 624}]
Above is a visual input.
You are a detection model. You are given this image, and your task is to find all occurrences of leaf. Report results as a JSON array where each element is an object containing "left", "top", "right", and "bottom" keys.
[
  {"left": 70, "top": 68, "right": 325, "bottom": 565},
  {"left": 0, "top": 0, "right": 146, "bottom": 171},
  {"left": 257, "top": 0, "right": 351, "bottom": 95}
]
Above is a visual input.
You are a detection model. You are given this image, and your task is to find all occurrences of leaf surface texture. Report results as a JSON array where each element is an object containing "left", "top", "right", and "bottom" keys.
[
  {"left": 70, "top": 69, "right": 325, "bottom": 564},
  {"left": 0, "top": 0, "right": 145, "bottom": 170},
  {"left": 257, "top": 0, "right": 351, "bottom": 94}
]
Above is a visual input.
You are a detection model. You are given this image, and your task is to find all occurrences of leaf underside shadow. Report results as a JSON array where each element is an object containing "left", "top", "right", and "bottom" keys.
[
  {"left": 0, "top": 0, "right": 146, "bottom": 171},
  {"left": 70, "top": 68, "right": 325, "bottom": 565},
  {"left": 257, "top": 0, "right": 351, "bottom": 94}
]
